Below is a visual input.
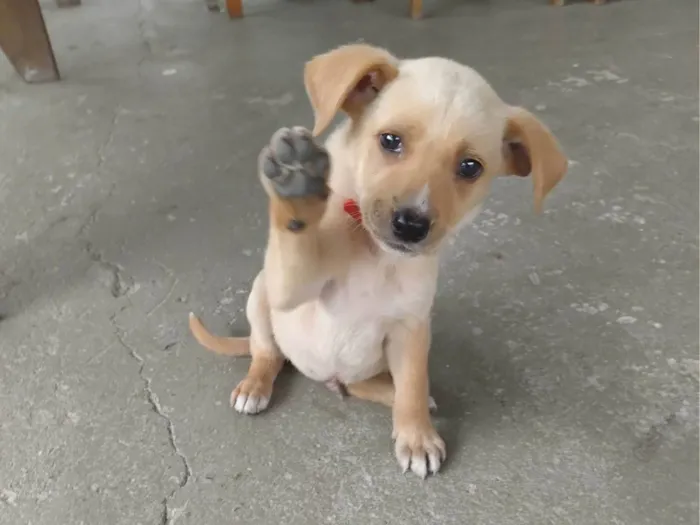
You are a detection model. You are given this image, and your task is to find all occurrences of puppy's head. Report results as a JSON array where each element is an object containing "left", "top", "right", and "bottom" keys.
[{"left": 305, "top": 44, "right": 568, "bottom": 256}]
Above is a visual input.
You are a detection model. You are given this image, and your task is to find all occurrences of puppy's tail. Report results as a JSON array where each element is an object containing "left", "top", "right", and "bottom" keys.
[{"left": 188, "top": 312, "right": 250, "bottom": 356}]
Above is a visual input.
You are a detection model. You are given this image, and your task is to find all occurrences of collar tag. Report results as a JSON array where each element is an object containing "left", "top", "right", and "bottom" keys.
[{"left": 343, "top": 199, "right": 362, "bottom": 223}]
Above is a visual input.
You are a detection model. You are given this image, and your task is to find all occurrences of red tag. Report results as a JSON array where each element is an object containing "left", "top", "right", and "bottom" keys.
[{"left": 343, "top": 199, "right": 362, "bottom": 223}]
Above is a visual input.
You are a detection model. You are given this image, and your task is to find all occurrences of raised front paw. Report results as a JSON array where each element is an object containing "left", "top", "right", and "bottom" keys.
[
  {"left": 393, "top": 421, "right": 446, "bottom": 479},
  {"left": 259, "top": 127, "right": 330, "bottom": 200}
]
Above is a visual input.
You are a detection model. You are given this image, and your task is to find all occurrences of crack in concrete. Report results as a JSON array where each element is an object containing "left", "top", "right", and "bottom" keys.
[
  {"left": 137, "top": 0, "right": 155, "bottom": 56},
  {"left": 77, "top": 182, "right": 129, "bottom": 299},
  {"left": 76, "top": 102, "right": 120, "bottom": 282},
  {"left": 134, "top": 0, "right": 155, "bottom": 83},
  {"left": 99, "top": 114, "right": 118, "bottom": 169},
  {"left": 85, "top": 241, "right": 134, "bottom": 298},
  {"left": 113, "top": 326, "right": 192, "bottom": 525},
  {"left": 147, "top": 262, "right": 179, "bottom": 318},
  {"left": 76, "top": 181, "right": 116, "bottom": 238}
]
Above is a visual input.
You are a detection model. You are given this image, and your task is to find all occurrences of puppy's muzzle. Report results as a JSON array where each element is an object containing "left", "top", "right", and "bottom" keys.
[{"left": 391, "top": 207, "right": 431, "bottom": 244}]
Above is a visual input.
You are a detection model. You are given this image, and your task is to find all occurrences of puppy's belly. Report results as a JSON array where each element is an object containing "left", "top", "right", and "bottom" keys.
[{"left": 270, "top": 302, "right": 387, "bottom": 384}]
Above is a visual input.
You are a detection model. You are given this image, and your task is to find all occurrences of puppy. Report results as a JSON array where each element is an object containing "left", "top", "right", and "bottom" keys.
[{"left": 189, "top": 43, "right": 567, "bottom": 478}]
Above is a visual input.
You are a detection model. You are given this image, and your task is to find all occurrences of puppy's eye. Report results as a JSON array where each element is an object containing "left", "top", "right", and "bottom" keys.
[
  {"left": 457, "top": 158, "right": 483, "bottom": 180},
  {"left": 379, "top": 133, "right": 403, "bottom": 154}
]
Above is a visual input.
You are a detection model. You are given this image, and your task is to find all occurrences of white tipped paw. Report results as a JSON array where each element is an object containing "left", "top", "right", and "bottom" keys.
[
  {"left": 259, "top": 127, "right": 330, "bottom": 199},
  {"left": 230, "top": 377, "right": 272, "bottom": 415},
  {"left": 393, "top": 423, "right": 446, "bottom": 479}
]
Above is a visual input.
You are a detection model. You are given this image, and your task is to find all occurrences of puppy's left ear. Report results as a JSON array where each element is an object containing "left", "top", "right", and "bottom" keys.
[
  {"left": 502, "top": 107, "right": 568, "bottom": 213},
  {"left": 304, "top": 44, "right": 399, "bottom": 137}
]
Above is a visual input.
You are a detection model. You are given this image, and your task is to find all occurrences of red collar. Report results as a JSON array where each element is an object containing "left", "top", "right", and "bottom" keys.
[{"left": 343, "top": 199, "right": 362, "bottom": 224}]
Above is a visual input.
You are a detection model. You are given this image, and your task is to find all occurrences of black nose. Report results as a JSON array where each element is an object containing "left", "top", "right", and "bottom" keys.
[{"left": 391, "top": 208, "right": 431, "bottom": 244}]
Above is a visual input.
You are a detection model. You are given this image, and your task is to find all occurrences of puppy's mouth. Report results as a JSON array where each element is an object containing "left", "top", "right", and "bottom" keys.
[
  {"left": 346, "top": 199, "right": 427, "bottom": 257},
  {"left": 375, "top": 237, "right": 417, "bottom": 256},
  {"left": 365, "top": 226, "right": 423, "bottom": 257}
]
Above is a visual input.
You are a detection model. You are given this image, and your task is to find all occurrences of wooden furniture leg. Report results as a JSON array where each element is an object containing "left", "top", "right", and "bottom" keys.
[
  {"left": 226, "top": 0, "right": 243, "bottom": 18},
  {"left": 0, "top": 0, "right": 59, "bottom": 83},
  {"left": 409, "top": 0, "right": 422, "bottom": 19}
]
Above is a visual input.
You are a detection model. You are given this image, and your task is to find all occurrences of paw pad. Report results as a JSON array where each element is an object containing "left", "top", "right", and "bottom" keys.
[{"left": 259, "top": 127, "right": 330, "bottom": 199}]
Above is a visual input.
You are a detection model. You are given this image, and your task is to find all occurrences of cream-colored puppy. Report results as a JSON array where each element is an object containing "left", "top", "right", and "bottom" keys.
[{"left": 189, "top": 43, "right": 567, "bottom": 478}]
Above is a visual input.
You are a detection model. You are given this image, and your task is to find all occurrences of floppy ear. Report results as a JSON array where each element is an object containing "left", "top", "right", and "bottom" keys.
[
  {"left": 502, "top": 107, "right": 568, "bottom": 213},
  {"left": 304, "top": 44, "right": 399, "bottom": 137}
]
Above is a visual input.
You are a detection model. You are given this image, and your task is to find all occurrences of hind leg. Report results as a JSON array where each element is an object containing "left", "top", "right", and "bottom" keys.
[
  {"left": 346, "top": 372, "right": 395, "bottom": 407},
  {"left": 230, "top": 271, "right": 285, "bottom": 414},
  {"left": 346, "top": 372, "right": 437, "bottom": 412}
]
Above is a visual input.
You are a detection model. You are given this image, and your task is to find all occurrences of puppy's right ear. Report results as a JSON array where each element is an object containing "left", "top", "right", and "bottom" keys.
[{"left": 304, "top": 44, "right": 399, "bottom": 137}]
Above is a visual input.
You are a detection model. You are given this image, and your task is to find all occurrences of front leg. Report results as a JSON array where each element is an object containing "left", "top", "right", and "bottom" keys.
[
  {"left": 259, "top": 127, "right": 342, "bottom": 310},
  {"left": 387, "top": 320, "right": 446, "bottom": 478}
]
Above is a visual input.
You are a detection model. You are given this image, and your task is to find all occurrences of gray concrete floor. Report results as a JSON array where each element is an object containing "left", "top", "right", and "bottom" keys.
[{"left": 0, "top": 0, "right": 698, "bottom": 523}]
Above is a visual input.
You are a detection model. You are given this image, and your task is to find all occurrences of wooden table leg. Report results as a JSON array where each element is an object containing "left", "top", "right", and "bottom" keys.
[
  {"left": 226, "top": 0, "right": 243, "bottom": 18},
  {"left": 0, "top": 0, "right": 59, "bottom": 83},
  {"left": 409, "top": 0, "right": 422, "bottom": 19}
]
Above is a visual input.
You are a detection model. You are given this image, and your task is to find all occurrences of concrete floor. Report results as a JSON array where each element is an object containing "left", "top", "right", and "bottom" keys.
[{"left": 0, "top": 0, "right": 698, "bottom": 523}]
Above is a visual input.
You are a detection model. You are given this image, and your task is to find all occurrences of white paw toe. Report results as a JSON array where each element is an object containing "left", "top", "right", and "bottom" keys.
[
  {"left": 427, "top": 448, "right": 442, "bottom": 475},
  {"left": 410, "top": 453, "right": 429, "bottom": 479},
  {"left": 394, "top": 426, "right": 446, "bottom": 479},
  {"left": 244, "top": 395, "right": 269, "bottom": 414},
  {"left": 232, "top": 393, "right": 269, "bottom": 414},
  {"left": 232, "top": 393, "right": 248, "bottom": 413},
  {"left": 397, "top": 450, "right": 411, "bottom": 473}
]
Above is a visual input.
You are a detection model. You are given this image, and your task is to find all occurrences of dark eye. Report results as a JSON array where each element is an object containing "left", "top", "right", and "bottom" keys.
[
  {"left": 379, "top": 133, "right": 403, "bottom": 154},
  {"left": 458, "top": 158, "right": 483, "bottom": 180}
]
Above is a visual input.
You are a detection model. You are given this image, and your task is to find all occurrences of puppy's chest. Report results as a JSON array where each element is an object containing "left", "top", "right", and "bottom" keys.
[
  {"left": 317, "top": 263, "right": 411, "bottom": 378},
  {"left": 323, "top": 259, "right": 413, "bottom": 321},
  {"left": 275, "top": 260, "right": 428, "bottom": 384}
]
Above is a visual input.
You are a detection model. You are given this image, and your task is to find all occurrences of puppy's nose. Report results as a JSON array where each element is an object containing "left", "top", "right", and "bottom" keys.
[{"left": 391, "top": 207, "right": 431, "bottom": 244}]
